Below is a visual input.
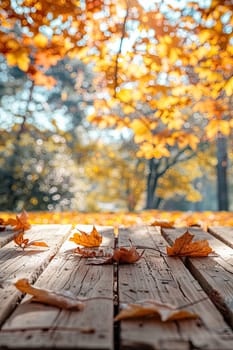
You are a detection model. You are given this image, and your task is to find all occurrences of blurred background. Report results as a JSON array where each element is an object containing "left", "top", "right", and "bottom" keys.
[{"left": 0, "top": 0, "right": 232, "bottom": 213}]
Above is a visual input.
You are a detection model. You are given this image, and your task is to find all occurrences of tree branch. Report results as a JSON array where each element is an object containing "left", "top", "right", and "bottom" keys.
[
  {"left": 16, "top": 80, "right": 35, "bottom": 141},
  {"left": 113, "top": 2, "right": 129, "bottom": 97}
]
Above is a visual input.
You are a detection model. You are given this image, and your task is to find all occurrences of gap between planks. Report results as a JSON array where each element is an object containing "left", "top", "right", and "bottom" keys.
[{"left": 161, "top": 226, "right": 233, "bottom": 330}]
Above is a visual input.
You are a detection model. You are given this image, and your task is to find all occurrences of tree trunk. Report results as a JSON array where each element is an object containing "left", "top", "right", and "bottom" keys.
[
  {"left": 216, "top": 133, "right": 229, "bottom": 211},
  {"left": 145, "top": 159, "right": 160, "bottom": 209}
]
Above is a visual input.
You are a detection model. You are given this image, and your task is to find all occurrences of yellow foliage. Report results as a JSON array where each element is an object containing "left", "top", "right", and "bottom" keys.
[
  {"left": 156, "top": 162, "right": 202, "bottom": 203},
  {"left": 1, "top": 210, "right": 233, "bottom": 229},
  {"left": 6, "top": 49, "right": 30, "bottom": 71},
  {"left": 130, "top": 119, "right": 150, "bottom": 137},
  {"left": 34, "top": 33, "right": 48, "bottom": 48},
  {"left": 117, "top": 89, "right": 141, "bottom": 103},
  {"left": 224, "top": 77, "right": 233, "bottom": 96},
  {"left": 206, "top": 120, "right": 230, "bottom": 139},
  {"left": 198, "top": 30, "right": 212, "bottom": 44}
]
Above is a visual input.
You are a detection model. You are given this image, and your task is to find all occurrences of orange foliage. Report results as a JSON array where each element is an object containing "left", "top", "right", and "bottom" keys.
[
  {"left": 166, "top": 231, "right": 213, "bottom": 257},
  {"left": 14, "top": 231, "right": 48, "bottom": 250},
  {"left": 69, "top": 226, "right": 102, "bottom": 247},
  {"left": 0, "top": 210, "right": 31, "bottom": 232},
  {"left": 1, "top": 211, "right": 232, "bottom": 230}
]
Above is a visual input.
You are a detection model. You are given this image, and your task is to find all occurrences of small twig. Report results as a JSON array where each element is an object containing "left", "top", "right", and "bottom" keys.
[
  {"left": 135, "top": 245, "right": 167, "bottom": 256},
  {"left": 113, "top": 1, "right": 129, "bottom": 96},
  {"left": 176, "top": 296, "right": 209, "bottom": 310}
]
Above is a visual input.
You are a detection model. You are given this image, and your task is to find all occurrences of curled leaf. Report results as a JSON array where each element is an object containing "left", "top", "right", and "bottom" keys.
[
  {"left": 115, "top": 299, "right": 198, "bottom": 322},
  {"left": 0, "top": 210, "right": 31, "bottom": 232},
  {"left": 7, "top": 210, "right": 31, "bottom": 231},
  {"left": 151, "top": 219, "right": 174, "bottom": 228},
  {"left": 14, "top": 231, "right": 48, "bottom": 250},
  {"left": 113, "top": 246, "right": 144, "bottom": 264},
  {"left": 69, "top": 226, "right": 102, "bottom": 247},
  {"left": 167, "top": 231, "right": 213, "bottom": 257},
  {"left": 14, "top": 279, "right": 85, "bottom": 310},
  {"left": 87, "top": 243, "right": 143, "bottom": 265}
]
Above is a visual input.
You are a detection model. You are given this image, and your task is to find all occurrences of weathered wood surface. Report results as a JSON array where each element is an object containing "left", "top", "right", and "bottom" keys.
[
  {"left": 118, "top": 226, "right": 233, "bottom": 350},
  {"left": 0, "top": 225, "right": 72, "bottom": 326},
  {"left": 0, "top": 229, "right": 15, "bottom": 248},
  {"left": 162, "top": 227, "right": 233, "bottom": 328},
  {"left": 0, "top": 225, "right": 114, "bottom": 350},
  {"left": 208, "top": 226, "right": 233, "bottom": 249},
  {"left": 1, "top": 224, "right": 233, "bottom": 350}
]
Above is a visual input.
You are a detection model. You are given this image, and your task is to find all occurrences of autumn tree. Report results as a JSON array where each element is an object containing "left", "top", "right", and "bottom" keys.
[
  {"left": 85, "top": 0, "right": 233, "bottom": 210},
  {"left": 74, "top": 128, "right": 146, "bottom": 211}
]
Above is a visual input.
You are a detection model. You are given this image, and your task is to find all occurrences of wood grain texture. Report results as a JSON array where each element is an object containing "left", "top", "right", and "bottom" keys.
[
  {"left": 0, "top": 225, "right": 114, "bottom": 350},
  {"left": 0, "top": 225, "right": 72, "bottom": 326},
  {"left": 162, "top": 227, "right": 233, "bottom": 329},
  {"left": 208, "top": 226, "right": 233, "bottom": 249},
  {"left": 0, "top": 229, "right": 15, "bottom": 248},
  {"left": 118, "top": 226, "right": 233, "bottom": 350}
]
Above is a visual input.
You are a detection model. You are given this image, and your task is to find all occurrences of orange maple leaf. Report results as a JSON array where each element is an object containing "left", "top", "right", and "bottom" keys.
[
  {"left": 14, "top": 279, "right": 84, "bottom": 310},
  {"left": 115, "top": 299, "right": 198, "bottom": 322},
  {"left": 6, "top": 210, "right": 31, "bottom": 232},
  {"left": 14, "top": 231, "right": 48, "bottom": 250},
  {"left": 166, "top": 231, "right": 213, "bottom": 257},
  {"left": 69, "top": 226, "right": 102, "bottom": 247}
]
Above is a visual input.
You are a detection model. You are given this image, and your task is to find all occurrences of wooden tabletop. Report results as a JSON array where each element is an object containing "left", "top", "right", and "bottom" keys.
[{"left": 0, "top": 224, "right": 233, "bottom": 349}]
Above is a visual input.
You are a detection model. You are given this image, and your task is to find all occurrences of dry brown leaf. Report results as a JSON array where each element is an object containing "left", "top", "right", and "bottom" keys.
[
  {"left": 0, "top": 210, "right": 31, "bottom": 232},
  {"left": 166, "top": 231, "right": 213, "bottom": 257},
  {"left": 7, "top": 210, "right": 31, "bottom": 231},
  {"left": 87, "top": 242, "right": 143, "bottom": 265},
  {"left": 69, "top": 226, "right": 102, "bottom": 247},
  {"left": 113, "top": 246, "right": 144, "bottom": 263},
  {"left": 14, "top": 231, "right": 48, "bottom": 250},
  {"left": 115, "top": 299, "right": 198, "bottom": 322},
  {"left": 14, "top": 279, "right": 85, "bottom": 310},
  {"left": 151, "top": 219, "right": 174, "bottom": 228}
]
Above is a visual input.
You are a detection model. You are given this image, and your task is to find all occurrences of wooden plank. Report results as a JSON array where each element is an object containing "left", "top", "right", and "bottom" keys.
[
  {"left": 0, "top": 224, "right": 71, "bottom": 326},
  {"left": 162, "top": 227, "right": 233, "bottom": 328},
  {"left": 208, "top": 226, "right": 233, "bottom": 249},
  {"left": 118, "top": 226, "right": 233, "bottom": 350},
  {"left": 0, "top": 229, "right": 15, "bottom": 248},
  {"left": 0, "top": 225, "right": 114, "bottom": 350}
]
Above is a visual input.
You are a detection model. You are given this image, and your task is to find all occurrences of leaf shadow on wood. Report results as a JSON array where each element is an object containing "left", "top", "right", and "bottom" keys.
[{"left": 0, "top": 247, "right": 49, "bottom": 262}]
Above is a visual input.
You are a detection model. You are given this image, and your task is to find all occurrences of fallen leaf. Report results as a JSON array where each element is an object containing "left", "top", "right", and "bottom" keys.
[
  {"left": 6, "top": 210, "right": 31, "bottom": 232},
  {"left": 87, "top": 242, "right": 143, "bottom": 265},
  {"left": 166, "top": 231, "right": 213, "bottom": 257},
  {"left": 14, "top": 231, "right": 48, "bottom": 250},
  {"left": 151, "top": 219, "right": 174, "bottom": 228},
  {"left": 14, "top": 279, "right": 85, "bottom": 310},
  {"left": 113, "top": 246, "right": 144, "bottom": 263},
  {"left": 69, "top": 226, "right": 102, "bottom": 247},
  {"left": 115, "top": 299, "right": 198, "bottom": 322}
]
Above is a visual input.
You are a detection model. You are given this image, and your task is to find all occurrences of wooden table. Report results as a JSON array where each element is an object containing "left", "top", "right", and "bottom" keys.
[{"left": 0, "top": 224, "right": 233, "bottom": 349}]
